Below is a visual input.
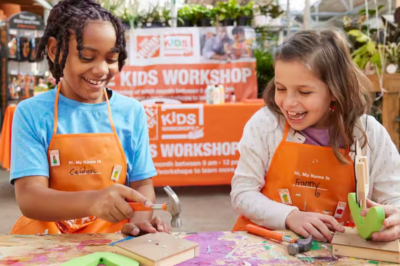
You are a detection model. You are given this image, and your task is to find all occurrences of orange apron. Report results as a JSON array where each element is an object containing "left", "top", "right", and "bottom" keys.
[
  {"left": 10, "top": 84, "right": 129, "bottom": 234},
  {"left": 232, "top": 122, "right": 355, "bottom": 231}
]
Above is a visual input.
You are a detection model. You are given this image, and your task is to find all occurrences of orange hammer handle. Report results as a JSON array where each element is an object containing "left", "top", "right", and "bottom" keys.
[
  {"left": 246, "top": 224, "right": 296, "bottom": 243},
  {"left": 128, "top": 202, "right": 167, "bottom": 211}
]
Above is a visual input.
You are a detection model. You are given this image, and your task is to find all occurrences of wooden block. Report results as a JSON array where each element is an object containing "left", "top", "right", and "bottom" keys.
[
  {"left": 113, "top": 232, "right": 200, "bottom": 266},
  {"left": 332, "top": 227, "right": 400, "bottom": 263}
]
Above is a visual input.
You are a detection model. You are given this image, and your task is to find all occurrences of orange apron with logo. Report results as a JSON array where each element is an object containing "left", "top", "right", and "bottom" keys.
[
  {"left": 10, "top": 84, "right": 129, "bottom": 234},
  {"left": 232, "top": 122, "right": 355, "bottom": 231}
]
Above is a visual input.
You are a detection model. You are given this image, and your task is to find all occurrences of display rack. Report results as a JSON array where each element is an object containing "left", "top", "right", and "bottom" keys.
[{"left": 0, "top": 11, "right": 48, "bottom": 125}]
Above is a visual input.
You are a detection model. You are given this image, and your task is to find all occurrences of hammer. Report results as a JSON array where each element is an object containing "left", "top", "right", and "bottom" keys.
[
  {"left": 128, "top": 186, "right": 182, "bottom": 228},
  {"left": 246, "top": 224, "right": 312, "bottom": 256}
]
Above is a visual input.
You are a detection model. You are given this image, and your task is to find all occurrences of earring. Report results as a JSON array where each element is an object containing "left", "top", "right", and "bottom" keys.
[{"left": 330, "top": 103, "right": 336, "bottom": 112}]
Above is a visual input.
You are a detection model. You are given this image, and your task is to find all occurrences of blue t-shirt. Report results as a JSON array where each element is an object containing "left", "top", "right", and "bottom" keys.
[{"left": 10, "top": 88, "right": 157, "bottom": 185}]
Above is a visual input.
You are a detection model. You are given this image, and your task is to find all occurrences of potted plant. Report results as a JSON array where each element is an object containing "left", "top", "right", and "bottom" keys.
[
  {"left": 348, "top": 29, "right": 382, "bottom": 74},
  {"left": 255, "top": 2, "right": 284, "bottom": 20},
  {"left": 237, "top": 1, "right": 254, "bottom": 26},
  {"left": 215, "top": 0, "right": 240, "bottom": 26},
  {"left": 161, "top": 4, "right": 171, "bottom": 27},
  {"left": 148, "top": 3, "right": 165, "bottom": 28},
  {"left": 254, "top": 49, "right": 274, "bottom": 98},
  {"left": 193, "top": 5, "right": 216, "bottom": 27},
  {"left": 178, "top": 5, "right": 195, "bottom": 27}
]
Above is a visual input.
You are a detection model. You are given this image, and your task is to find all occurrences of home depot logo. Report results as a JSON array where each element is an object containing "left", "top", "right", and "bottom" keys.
[
  {"left": 164, "top": 34, "right": 194, "bottom": 57},
  {"left": 136, "top": 35, "right": 160, "bottom": 59},
  {"left": 160, "top": 104, "right": 204, "bottom": 140},
  {"left": 144, "top": 105, "right": 158, "bottom": 140}
]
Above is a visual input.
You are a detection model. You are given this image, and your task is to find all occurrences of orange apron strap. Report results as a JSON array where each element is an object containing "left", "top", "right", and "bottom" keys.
[
  {"left": 52, "top": 85, "right": 117, "bottom": 136},
  {"left": 52, "top": 85, "right": 61, "bottom": 136},
  {"left": 282, "top": 121, "right": 290, "bottom": 141},
  {"left": 103, "top": 88, "right": 118, "bottom": 136}
]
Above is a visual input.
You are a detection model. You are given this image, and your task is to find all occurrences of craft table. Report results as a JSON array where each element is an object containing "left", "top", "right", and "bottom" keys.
[{"left": 0, "top": 231, "right": 396, "bottom": 265}]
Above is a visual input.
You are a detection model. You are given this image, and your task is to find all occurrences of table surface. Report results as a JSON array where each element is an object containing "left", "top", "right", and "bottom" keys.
[{"left": 0, "top": 231, "right": 396, "bottom": 266}]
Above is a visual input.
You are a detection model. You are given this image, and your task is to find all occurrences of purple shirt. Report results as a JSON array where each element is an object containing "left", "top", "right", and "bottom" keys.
[{"left": 300, "top": 127, "right": 330, "bottom": 147}]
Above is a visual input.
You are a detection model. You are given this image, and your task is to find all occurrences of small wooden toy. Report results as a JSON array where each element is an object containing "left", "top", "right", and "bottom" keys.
[
  {"left": 332, "top": 140, "right": 399, "bottom": 263},
  {"left": 113, "top": 232, "right": 200, "bottom": 266}
]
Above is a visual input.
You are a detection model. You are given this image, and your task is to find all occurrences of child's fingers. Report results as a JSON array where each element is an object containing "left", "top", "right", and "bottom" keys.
[
  {"left": 115, "top": 197, "right": 134, "bottom": 220},
  {"left": 311, "top": 219, "right": 332, "bottom": 242},
  {"left": 303, "top": 223, "right": 326, "bottom": 242},
  {"left": 319, "top": 215, "right": 344, "bottom": 232},
  {"left": 119, "top": 185, "right": 152, "bottom": 208},
  {"left": 138, "top": 221, "right": 157, "bottom": 234},
  {"left": 372, "top": 225, "right": 400, "bottom": 242},
  {"left": 292, "top": 226, "right": 311, "bottom": 240},
  {"left": 362, "top": 202, "right": 397, "bottom": 218},
  {"left": 366, "top": 198, "right": 381, "bottom": 208},
  {"left": 383, "top": 212, "right": 400, "bottom": 228},
  {"left": 121, "top": 223, "right": 140, "bottom": 236}
]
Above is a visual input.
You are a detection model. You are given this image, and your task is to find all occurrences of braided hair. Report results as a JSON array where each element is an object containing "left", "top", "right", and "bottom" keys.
[{"left": 36, "top": 0, "right": 127, "bottom": 84}]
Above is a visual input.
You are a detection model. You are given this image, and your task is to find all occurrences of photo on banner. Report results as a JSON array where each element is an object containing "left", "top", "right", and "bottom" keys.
[{"left": 108, "top": 26, "right": 258, "bottom": 103}]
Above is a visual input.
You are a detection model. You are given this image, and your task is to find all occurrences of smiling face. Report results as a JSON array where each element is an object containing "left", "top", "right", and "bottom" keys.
[
  {"left": 47, "top": 20, "right": 120, "bottom": 103},
  {"left": 274, "top": 60, "right": 335, "bottom": 130}
]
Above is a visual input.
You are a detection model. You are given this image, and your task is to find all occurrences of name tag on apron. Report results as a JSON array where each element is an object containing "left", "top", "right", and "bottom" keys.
[
  {"left": 50, "top": 150, "right": 60, "bottom": 167},
  {"left": 111, "top": 165, "right": 122, "bottom": 181}
]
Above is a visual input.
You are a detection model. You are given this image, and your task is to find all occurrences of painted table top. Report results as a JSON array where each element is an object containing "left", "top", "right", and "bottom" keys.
[{"left": 0, "top": 231, "right": 396, "bottom": 265}]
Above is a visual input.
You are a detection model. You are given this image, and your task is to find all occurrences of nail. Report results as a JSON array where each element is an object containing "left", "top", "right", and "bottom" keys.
[
  {"left": 144, "top": 201, "right": 152, "bottom": 207},
  {"left": 360, "top": 210, "right": 367, "bottom": 216},
  {"left": 133, "top": 227, "right": 140, "bottom": 234},
  {"left": 159, "top": 225, "right": 164, "bottom": 232}
]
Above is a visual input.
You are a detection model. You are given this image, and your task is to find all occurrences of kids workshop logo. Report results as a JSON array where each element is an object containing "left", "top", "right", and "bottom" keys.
[
  {"left": 136, "top": 35, "right": 161, "bottom": 59},
  {"left": 160, "top": 104, "right": 204, "bottom": 140},
  {"left": 164, "top": 34, "right": 194, "bottom": 57}
]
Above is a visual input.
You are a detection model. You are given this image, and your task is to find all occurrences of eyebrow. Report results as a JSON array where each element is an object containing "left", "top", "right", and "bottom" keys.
[
  {"left": 275, "top": 81, "right": 316, "bottom": 89},
  {"left": 81, "top": 46, "right": 120, "bottom": 53}
]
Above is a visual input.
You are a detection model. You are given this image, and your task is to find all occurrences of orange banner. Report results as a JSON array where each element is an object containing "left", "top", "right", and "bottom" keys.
[
  {"left": 145, "top": 103, "right": 263, "bottom": 186},
  {"left": 108, "top": 62, "right": 257, "bottom": 103}
]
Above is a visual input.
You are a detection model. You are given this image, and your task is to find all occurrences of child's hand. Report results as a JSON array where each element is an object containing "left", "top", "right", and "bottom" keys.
[
  {"left": 361, "top": 199, "right": 400, "bottom": 242},
  {"left": 90, "top": 184, "right": 152, "bottom": 223},
  {"left": 285, "top": 210, "right": 345, "bottom": 242},
  {"left": 121, "top": 216, "right": 171, "bottom": 236}
]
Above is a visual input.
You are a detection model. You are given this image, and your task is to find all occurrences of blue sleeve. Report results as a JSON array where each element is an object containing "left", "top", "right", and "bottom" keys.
[
  {"left": 128, "top": 105, "right": 157, "bottom": 183},
  {"left": 10, "top": 103, "right": 49, "bottom": 184}
]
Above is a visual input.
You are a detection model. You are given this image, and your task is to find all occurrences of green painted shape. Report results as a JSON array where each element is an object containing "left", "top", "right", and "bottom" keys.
[
  {"left": 311, "top": 241, "right": 322, "bottom": 251},
  {"left": 61, "top": 252, "right": 139, "bottom": 266},
  {"left": 368, "top": 260, "right": 379, "bottom": 265},
  {"left": 348, "top": 193, "right": 385, "bottom": 239},
  {"left": 262, "top": 240, "right": 271, "bottom": 250}
]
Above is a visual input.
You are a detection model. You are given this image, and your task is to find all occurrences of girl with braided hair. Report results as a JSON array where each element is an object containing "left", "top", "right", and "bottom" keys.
[{"left": 9, "top": 0, "right": 169, "bottom": 235}]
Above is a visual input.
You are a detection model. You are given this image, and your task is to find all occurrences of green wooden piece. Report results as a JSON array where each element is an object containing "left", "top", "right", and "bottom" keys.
[
  {"left": 61, "top": 252, "right": 139, "bottom": 266},
  {"left": 348, "top": 192, "right": 385, "bottom": 239}
]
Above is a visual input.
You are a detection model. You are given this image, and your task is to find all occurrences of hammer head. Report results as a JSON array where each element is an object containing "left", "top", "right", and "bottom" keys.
[
  {"left": 164, "top": 186, "right": 182, "bottom": 228},
  {"left": 287, "top": 235, "right": 312, "bottom": 256}
]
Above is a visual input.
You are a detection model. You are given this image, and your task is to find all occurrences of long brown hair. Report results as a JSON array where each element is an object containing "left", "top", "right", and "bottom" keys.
[{"left": 263, "top": 30, "right": 373, "bottom": 164}]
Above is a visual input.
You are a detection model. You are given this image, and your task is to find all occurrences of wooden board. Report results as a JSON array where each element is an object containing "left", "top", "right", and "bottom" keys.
[
  {"left": 332, "top": 227, "right": 400, "bottom": 263},
  {"left": 114, "top": 232, "right": 199, "bottom": 266}
]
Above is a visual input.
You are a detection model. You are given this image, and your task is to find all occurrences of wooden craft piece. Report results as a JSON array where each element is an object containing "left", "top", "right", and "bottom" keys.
[
  {"left": 332, "top": 227, "right": 400, "bottom": 263},
  {"left": 348, "top": 192, "right": 385, "bottom": 239},
  {"left": 61, "top": 252, "right": 140, "bottom": 266},
  {"left": 349, "top": 140, "right": 385, "bottom": 239},
  {"left": 113, "top": 232, "right": 200, "bottom": 266}
]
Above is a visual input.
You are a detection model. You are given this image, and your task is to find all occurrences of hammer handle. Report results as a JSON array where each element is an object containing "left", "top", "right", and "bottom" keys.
[
  {"left": 246, "top": 224, "right": 296, "bottom": 243},
  {"left": 129, "top": 203, "right": 167, "bottom": 211}
]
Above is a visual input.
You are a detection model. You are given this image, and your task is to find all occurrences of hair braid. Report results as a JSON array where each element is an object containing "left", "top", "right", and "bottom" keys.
[
  {"left": 60, "top": 23, "right": 70, "bottom": 80},
  {"left": 36, "top": 0, "right": 127, "bottom": 83}
]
